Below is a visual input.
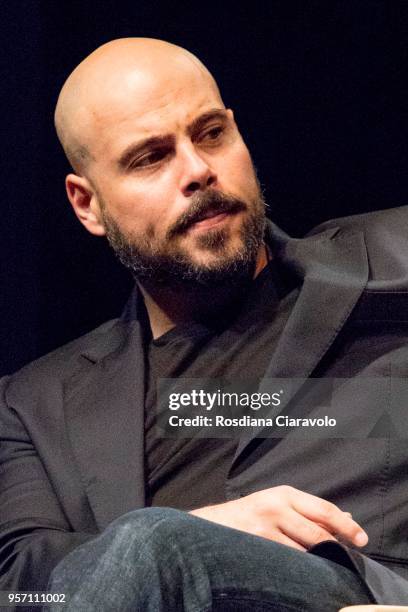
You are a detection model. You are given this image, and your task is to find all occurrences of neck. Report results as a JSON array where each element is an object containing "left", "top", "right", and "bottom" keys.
[{"left": 139, "top": 244, "right": 270, "bottom": 339}]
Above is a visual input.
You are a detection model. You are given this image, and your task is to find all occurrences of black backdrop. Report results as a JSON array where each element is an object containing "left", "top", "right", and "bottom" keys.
[{"left": 1, "top": 0, "right": 408, "bottom": 376}]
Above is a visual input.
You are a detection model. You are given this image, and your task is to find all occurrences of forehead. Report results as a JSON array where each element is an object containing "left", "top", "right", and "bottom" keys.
[{"left": 85, "top": 62, "right": 223, "bottom": 158}]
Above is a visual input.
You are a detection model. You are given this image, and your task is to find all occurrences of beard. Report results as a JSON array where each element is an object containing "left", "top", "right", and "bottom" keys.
[{"left": 101, "top": 188, "right": 266, "bottom": 289}]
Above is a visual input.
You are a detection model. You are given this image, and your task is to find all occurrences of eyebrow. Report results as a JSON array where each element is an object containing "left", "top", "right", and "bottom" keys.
[
  {"left": 187, "top": 108, "right": 230, "bottom": 137},
  {"left": 117, "top": 135, "right": 174, "bottom": 169},
  {"left": 117, "top": 108, "right": 229, "bottom": 170}
]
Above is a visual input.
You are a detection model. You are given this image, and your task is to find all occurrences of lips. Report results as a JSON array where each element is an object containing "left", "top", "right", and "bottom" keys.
[
  {"left": 166, "top": 192, "right": 247, "bottom": 240},
  {"left": 188, "top": 211, "right": 230, "bottom": 231}
]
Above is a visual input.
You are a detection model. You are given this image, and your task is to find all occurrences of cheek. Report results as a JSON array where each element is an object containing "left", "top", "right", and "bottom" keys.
[
  {"left": 226, "top": 151, "right": 258, "bottom": 195},
  {"left": 101, "top": 182, "right": 166, "bottom": 233}
]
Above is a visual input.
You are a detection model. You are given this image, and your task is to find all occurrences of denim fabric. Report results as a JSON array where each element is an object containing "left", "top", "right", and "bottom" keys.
[{"left": 46, "top": 507, "right": 374, "bottom": 611}]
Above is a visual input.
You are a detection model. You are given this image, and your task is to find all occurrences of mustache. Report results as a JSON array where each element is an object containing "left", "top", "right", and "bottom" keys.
[{"left": 166, "top": 191, "right": 247, "bottom": 239}]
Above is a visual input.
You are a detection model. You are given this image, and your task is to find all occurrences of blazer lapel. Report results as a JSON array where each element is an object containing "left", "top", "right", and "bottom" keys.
[
  {"left": 65, "top": 317, "right": 146, "bottom": 531},
  {"left": 234, "top": 222, "right": 369, "bottom": 458}
]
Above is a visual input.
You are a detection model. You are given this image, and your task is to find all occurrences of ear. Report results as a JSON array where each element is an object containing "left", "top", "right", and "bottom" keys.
[
  {"left": 65, "top": 173, "right": 106, "bottom": 236},
  {"left": 226, "top": 108, "right": 235, "bottom": 121}
]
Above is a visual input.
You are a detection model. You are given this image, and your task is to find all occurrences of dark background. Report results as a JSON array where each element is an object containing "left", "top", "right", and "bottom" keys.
[{"left": 1, "top": 0, "right": 408, "bottom": 376}]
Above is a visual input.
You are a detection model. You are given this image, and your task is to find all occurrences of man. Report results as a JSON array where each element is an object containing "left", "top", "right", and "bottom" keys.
[{"left": 1, "top": 38, "right": 408, "bottom": 611}]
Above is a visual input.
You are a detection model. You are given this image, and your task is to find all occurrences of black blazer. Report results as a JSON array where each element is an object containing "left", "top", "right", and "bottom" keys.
[{"left": 1, "top": 207, "right": 408, "bottom": 607}]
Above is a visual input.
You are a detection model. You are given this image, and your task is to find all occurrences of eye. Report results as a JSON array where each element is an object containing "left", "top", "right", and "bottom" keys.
[
  {"left": 130, "top": 148, "right": 169, "bottom": 169},
  {"left": 200, "top": 125, "right": 225, "bottom": 143}
]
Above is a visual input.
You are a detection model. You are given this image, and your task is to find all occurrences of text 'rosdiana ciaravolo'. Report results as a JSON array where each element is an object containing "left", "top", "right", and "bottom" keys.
[{"left": 166, "top": 389, "right": 337, "bottom": 429}]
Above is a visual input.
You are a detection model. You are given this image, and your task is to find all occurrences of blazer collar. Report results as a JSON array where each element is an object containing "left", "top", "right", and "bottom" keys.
[{"left": 233, "top": 220, "right": 369, "bottom": 458}]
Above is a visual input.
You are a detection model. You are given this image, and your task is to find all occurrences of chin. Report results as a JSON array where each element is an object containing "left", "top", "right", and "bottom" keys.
[{"left": 187, "top": 240, "right": 243, "bottom": 268}]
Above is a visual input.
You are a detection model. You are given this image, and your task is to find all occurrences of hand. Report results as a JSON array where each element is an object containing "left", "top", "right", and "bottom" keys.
[{"left": 189, "top": 485, "right": 368, "bottom": 552}]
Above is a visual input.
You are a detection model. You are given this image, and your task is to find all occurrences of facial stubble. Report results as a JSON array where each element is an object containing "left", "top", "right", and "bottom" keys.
[{"left": 101, "top": 189, "right": 267, "bottom": 289}]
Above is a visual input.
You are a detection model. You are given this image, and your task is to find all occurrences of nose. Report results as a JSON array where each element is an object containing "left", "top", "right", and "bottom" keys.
[{"left": 179, "top": 143, "right": 217, "bottom": 196}]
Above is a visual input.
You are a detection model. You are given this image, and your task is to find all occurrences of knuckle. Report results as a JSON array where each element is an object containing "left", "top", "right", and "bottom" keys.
[
  {"left": 270, "top": 487, "right": 292, "bottom": 511},
  {"left": 276, "top": 485, "right": 294, "bottom": 496},
  {"left": 318, "top": 501, "right": 336, "bottom": 521}
]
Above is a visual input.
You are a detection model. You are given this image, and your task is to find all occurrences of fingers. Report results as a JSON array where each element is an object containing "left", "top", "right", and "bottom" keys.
[
  {"left": 288, "top": 488, "right": 368, "bottom": 547},
  {"left": 191, "top": 487, "right": 368, "bottom": 554},
  {"left": 278, "top": 508, "right": 338, "bottom": 549}
]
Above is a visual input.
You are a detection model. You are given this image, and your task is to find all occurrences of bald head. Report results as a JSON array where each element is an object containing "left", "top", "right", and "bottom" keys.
[
  {"left": 54, "top": 38, "right": 222, "bottom": 174},
  {"left": 56, "top": 37, "right": 263, "bottom": 292}
]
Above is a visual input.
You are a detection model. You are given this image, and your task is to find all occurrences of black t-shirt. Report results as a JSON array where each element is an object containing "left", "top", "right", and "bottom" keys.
[{"left": 144, "top": 261, "right": 299, "bottom": 510}]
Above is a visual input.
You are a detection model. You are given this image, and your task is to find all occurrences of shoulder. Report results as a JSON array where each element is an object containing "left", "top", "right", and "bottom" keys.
[
  {"left": 308, "top": 205, "right": 408, "bottom": 240},
  {"left": 309, "top": 206, "right": 408, "bottom": 288},
  {"left": 1, "top": 317, "right": 128, "bottom": 403}
]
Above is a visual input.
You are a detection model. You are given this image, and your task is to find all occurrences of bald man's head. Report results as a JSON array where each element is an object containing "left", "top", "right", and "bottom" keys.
[
  {"left": 57, "top": 37, "right": 265, "bottom": 290},
  {"left": 54, "top": 38, "right": 222, "bottom": 174}
]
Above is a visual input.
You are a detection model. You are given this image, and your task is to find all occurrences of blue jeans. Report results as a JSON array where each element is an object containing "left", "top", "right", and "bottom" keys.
[{"left": 46, "top": 507, "right": 374, "bottom": 611}]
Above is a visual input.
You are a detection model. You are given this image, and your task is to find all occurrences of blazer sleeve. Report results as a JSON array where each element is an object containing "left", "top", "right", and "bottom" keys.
[{"left": 0, "top": 375, "right": 95, "bottom": 606}]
